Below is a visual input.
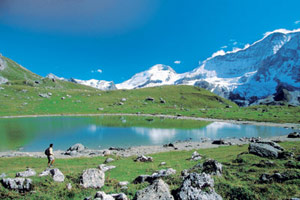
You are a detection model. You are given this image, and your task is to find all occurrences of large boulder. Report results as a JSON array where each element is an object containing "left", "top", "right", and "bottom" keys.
[
  {"left": 133, "top": 179, "right": 174, "bottom": 200},
  {"left": 202, "top": 159, "right": 223, "bottom": 176},
  {"left": 65, "top": 143, "right": 86, "bottom": 155},
  {"left": 248, "top": 143, "right": 281, "bottom": 158},
  {"left": 175, "top": 173, "right": 222, "bottom": 200},
  {"left": 16, "top": 168, "right": 36, "bottom": 177},
  {"left": 80, "top": 168, "right": 105, "bottom": 188},
  {"left": 255, "top": 140, "right": 284, "bottom": 151},
  {"left": 50, "top": 168, "right": 65, "bottom": 182},
  {"left": 1, "top": 178, "right": 33, "bottom": 192}
]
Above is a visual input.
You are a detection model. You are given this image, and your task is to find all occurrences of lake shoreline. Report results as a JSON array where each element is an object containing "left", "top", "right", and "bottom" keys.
[
  {"left": 1, "top": 134, "right": 299, "bottom": 159},
  {"left": 0, "top": 113, "right": 299, "bottom": 129}
]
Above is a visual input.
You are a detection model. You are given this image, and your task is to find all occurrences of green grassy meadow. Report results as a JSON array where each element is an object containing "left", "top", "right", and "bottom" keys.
[{"left": 0, "top": 141, "right": 299, "bottom": 200}]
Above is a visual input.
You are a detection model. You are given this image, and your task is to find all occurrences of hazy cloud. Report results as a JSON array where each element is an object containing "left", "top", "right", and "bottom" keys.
[
  {"left": 174, "top": 60, "right": 181, "bottom": 64},
  {"left": 97, "top": 69, "right": 103, "bottom": 73},
  {"left": 295, "top": 20, "right": 300, "bottom": 24},
  {"left": 221, "top": 45, "right": 227, "bottom": 49}
]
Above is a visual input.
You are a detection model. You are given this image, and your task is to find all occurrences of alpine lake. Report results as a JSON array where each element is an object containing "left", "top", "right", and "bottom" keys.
[{"left": 0, "top": 115, "right": 293, "bottom": 152}]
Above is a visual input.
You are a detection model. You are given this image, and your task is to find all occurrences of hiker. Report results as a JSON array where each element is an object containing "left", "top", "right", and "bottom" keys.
[{"left": 45, "top": 144, "right": 55, "bottom": 167}]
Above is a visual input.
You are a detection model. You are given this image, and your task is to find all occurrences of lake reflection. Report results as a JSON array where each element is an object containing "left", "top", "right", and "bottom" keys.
[{"left": 0, "top": 117, "right": 293, "bottom": 152}]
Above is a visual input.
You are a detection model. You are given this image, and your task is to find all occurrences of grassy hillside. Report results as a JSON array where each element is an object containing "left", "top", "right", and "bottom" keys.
[
  {"left": 0, "top": 141, "right": 299, "bottom": 199},
  {"left": 0, "top": 56, "right": 300, "bottom": 123}
]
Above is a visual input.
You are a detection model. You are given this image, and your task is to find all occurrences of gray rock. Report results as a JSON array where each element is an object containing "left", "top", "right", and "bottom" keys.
[
  {"left": 160, "top": 162, "right": 166, "bottom": 166},
  {"left": 191, "top": 151, "right": 202, "bottom": 161},
  {"left": 98, "top": 164, "right": 116, "bottom": 172},
  {"left": 111, "top": 193, "right": 128, "bottom": 200},
  {"left": 176, "top": 173, "right": 222, "bottom": 200},
  {"left": 134, "top": 155, "right": 153, "bottom": 162},
  {"left": 16, "top": 168, "right": 36, "bottom": 177},
  {"left": 104, "top": 158, "right": 114, "bottom": 164},
  {"left": 80, "top": 168, "right": 105, "bottom": 188},
  {"left": 118, "top": 102, "right": 124, "bottom": 105},
  {"left": 0, "top": 173, "right": 6, "bottom": 178},
  {"left": 103, "top": 150, "right": 111, "bottom": 156},
  {"left": 212, "top": 140, "right": 226, "bottom": 145},
  {"left": 133, "top": 179, "right": 174, "bottom": 200},
  {"left": 121, "top": 98, "right": 127, "bottom": 102},
  {"left": 68, "top": 143, "right": 85, "bottom": 152},
  {"left": 1, "top": 178, "right": 32, "bottom": 192},
  {"left": 249, "top": 143, "right": 282, "bottom": 158},
  {"left": 50, "top": 168, "right": 65, "bottom": 182},
  {"left": 202, "top": 159, "right": 223, "bottom": 176},
  {"left": 145, "top": 97, "right": 155, "bottom": 102},
  {"left": 133, "top": 168, "right": 176, "bottom": 184},
  {"left": 255, "top": 140, "right": 284, "bottom": 151},
  {"left": 94, "top": 191, "right": 114, "bottom": 200},
  {"left": 288, "top": 132, "right": 300, "bottom": 138},
  {"left": 66, "top": 183, "right": 72, "bottom": 190},
  {"left": 118, "top": 181, "right": 129, "bottom": 187},
  {"left": 259, "top": 171, "right": 300, "bottom": 183},
  {"left": 39, "top": 169, "right": 51, "bottom": 177},
  {"left": 61, "top": 97, "right": 66, "bottom": 100},
  {"left": 97, "top": 107, "right": 104, "bottom": 111},
  {"left": 133, "top": 175, "right": 151, "bottom": 184},
  {"left": 160, "top": 98, "right": 166, "bottom": 104},
  {"left": 39, "top": 93, "right": 50, "bottom": 98}
]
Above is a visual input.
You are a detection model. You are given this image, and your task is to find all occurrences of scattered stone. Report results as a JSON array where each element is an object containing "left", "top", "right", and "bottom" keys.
[
  {"left": 133, "top": 179, "right": 174, "bottom": 200},
  {"left": 80, "top": 168, "right": 105, "bottom": 188},
  {"left": 35, "top": 80, "right": 40, "bottom": 84},
  {"left": 111, "top": 193, "right": 128, "bottom": 200},
  {"left": 160, "top": 97, "right": 166, "bottom": 104},
  {"left": 66, "top": 183, "right": 72, "bottom": 190},
  {"left": 39, "top": 169, "right": 51, "bottom": 177},
  {"left": 284, "top": 160, "right": 300, "bottom": 169},
  {"left": 94, "top": 191, "right": 114, "bottom": 200},
  {"left": 50, "top": 168, "right": 65, "bottom": 182},
  {"left": 66, "top": 94, "right": 72, "bottom": 98},
  {"left": 133, "top": 168, "right": 176, "bottom": 184},
  {"left": 39, "top": 93, "right": 50, "bottom": 98},
  {"left": 97, "top": 107, "right": 104, "bottom": 111},
  {"left": 61, "top": 97, "right": 66, "bottom": 100},
  {"left": 121, "top": 98, "right": 127, "bottom": 102},
  {"left": 145, "top": 97, "right": 154, "bottom": 102},
  {"left": 202, "top": 159, "right": 223, "bottom": 176},
  {"left": 134, "top": 155, "right": 153, "bottom": 162},
  {"left": 0, "top": 87, "right": 4, "bottom": 90},
  {"left": 109, "top": 147, "right": 125, "bottom": 151},
  {"left": 0, "top": 173, "right": 6, "bottom": 179},
  {"left": 98, "top": 164, "right": 116, "bottom": 172},
  {"left": 287, "top": 132, "right": 300, "bottom": 138},
  {"left": 104, "top": 158, "right": 114, "bottom": 164},
  {"left": 190, "top": 151, "right": 202, "bottom": 161},
  {"left": 212, "top": 140, "right": 226, "bottom": 145},
  {"left": 47, "top": 92, "right": 52, "bottom": 96},
  {"left": 118, "top": 102, "right": 124, "bottom": 105},
  {"left": 175, "top": 173, "right": 222, "bottom": 200},
  {"left": 163, "top": 143, "right": 175, "bottom": 148},
  {"left": 16, "top": 168, "right": 36, "bottom": 177},
  {"left": 253, "top": 160, "right": 275, "bottom": 168},
  {"left": 118, "top": 181, "right": 129, "bottom": 187},
  {"left": 248, "top": 143, "right": 281, "bottom": 158},
  {"left": 160, "top": 162, "right": 166, "bottom": 166},
  {"left": 103, "top": 150, "right": 111, "bottom": 156},
  {"left": 259, "top": 171, "right": 300, "bottom": 183},
  {"left": 1, "top": 178, "right": 33, "bottom": 192}
]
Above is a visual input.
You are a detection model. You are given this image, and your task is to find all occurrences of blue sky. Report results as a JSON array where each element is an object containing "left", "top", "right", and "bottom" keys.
[{"left": 0, "top": 0, "right": 300, "bottom": 83}]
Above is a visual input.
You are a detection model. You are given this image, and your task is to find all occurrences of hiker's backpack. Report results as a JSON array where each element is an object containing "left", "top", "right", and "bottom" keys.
[{"left": 45, "top": 147, "right": 50, "bottom": 156}]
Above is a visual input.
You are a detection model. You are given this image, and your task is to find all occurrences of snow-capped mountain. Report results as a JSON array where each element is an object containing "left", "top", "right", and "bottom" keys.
[
  {"left": 116, "top": 29, "right": 300, "bottom": 106},
  {"left": 116, "top": 64, "right": 184, "bottom": 89},
  {"left": 45, "top": 73, "right": 117, "bottom": 91},
  {"left": 71, "top": 78, "right": 117, "bottom": 91}
]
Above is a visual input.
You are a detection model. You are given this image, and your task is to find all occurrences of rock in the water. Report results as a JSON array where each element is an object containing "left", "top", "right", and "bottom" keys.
[
  {"left": 104, "top": 158, "right": 114, "bottom": 164},
  {"left": 133, "top": 179, "right": 174, "bottom": 200},
  {"left": 50, "top": 168, "right": 65, "bottom": 182},
  {"left": 16, "top": 168, "right": 36, "bottom": 177},
  {"left": 202, "top": 159, "right": 223, "bottom": 176},
  {"left": 248, "top": 143, "right": 281, "bottom": 158},
  {"left": 287, "top": 132, "right": 300, "bottom": 138},
  {"left": 98, "top": 164, "right": 116, "bottom": 172},
  {"left": 190, "top": 151, "right": 202, "bottom": 161},
  {"left": 175, "top": 173, "right": 222, "bottom": 200},
  {"left": 134, "top": 155, "right": 153, "bottom": 162},
  {"left": 80, "top": 168, "right": 105, "bottom": 188},
  {"left": 1, "top": 178, "right": 32, "bottom": 192}
]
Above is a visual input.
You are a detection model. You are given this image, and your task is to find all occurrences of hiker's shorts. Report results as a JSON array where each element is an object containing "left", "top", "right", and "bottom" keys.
[{"left": 47, "top": 155, "right": 54, "bottom": 162}]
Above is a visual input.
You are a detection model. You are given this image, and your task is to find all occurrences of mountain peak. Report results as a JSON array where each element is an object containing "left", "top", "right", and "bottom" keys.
[{"left": 149, "top": 64, "right": 175, "bottom": 72}]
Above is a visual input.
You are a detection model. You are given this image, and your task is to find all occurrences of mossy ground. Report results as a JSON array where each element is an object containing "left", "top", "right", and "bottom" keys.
[{"left": 0, "top": 141, "right": 299, "bottom": 200}]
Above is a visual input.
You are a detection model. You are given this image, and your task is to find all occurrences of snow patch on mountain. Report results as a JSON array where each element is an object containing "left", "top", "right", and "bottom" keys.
[
  {"left": 0, "top": 54, "right": 6, "bottom": 71},
  {"left": 72, "top": 79, "right": 117, "bottom": 90}
]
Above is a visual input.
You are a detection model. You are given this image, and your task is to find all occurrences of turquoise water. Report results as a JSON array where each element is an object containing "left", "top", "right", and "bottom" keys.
[{"left": 0, "top": 116, "right": 292, "bottom": 152}]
